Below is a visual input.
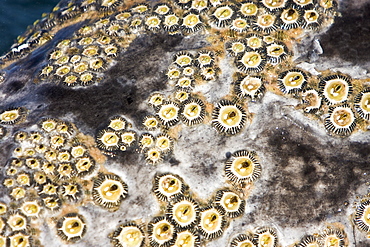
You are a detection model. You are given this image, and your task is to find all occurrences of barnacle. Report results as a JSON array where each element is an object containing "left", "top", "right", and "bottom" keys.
[
  {"left": 121, "top": 131, "right": 137, "bottom": 147},
  {"left": 245, "top": 33, "right": 265, "bottom": 50},
  {"left": 145, "top": 147, "right": 163, "bottom": 164},
  {"left": 211, "top": 100, "right": 247, "bottom": 135},
  {"left": 139, "top": 133, "right": 155, "bottom": 150},
  {"left": 163, "top": 13, "right": 181, "bottom": 33},
  {"left": 167, "top": 67, "right": 182, "bottom": 80},
  {"left": 6, "top": 166, "right": 18, "bottom": 176},
  {"left": 0, "top": 203, "right": 7, "bottom": 215},
  {"left": 111, "top": 222, "right": 145, "bottom": 247},
  {"left": 266, "top": 42, "right": 288, "bottom": 64},
  {"left": 25, "top": 157, "right": 41, "bottom": 169},
  {"left": 75, "top": 156, "right": 96, "bottom": 177},
  {"left": 70, "top": 144, "right": 87, "bottom": 158},
  {"left": 175, "top": 0, "right": 192, "bottom": 9},
  {"left": 230, "top": 233, "right": 257, "bottom": 247},
  {"left": 354, "top": 89, "right": 370, "bottom": 120},
  {"left": 174, "top": 52, "right": 193, "bottom": 67},
  {"left": 145, "top": 15, "right": 162, "bottom": 31},
  {"left": 143, "top": 115, "right": 161, "bottom": 131},
  {"left": 302, "top": 9, "right": 322, "bottom": 30},
  {"left": 40, "top": 182, "right": 59, "bottom": 195},
  {"left": 16, "top": 172, "right": 32, "bottom": 186},
  {"left": 14, "top": 131, "right": 28, "bottom": 142},
  {"left": 174, "top": 90, "right": 190, "bottom": 102},
  {"left": 181, "top": 12, "right": 203, "bottom": 33},
  {"left": 92, "top": 173, "right": 128, "bottom": 210},
  {"left": 60, "top": 182, "right": 83, "bottom": 201},
  {"left": 42, "top": 196, "right": 62, "bottom": 211},
  {"left": 254, "top": 227, "right": 278, "bottom": 247},
  {"left": 195, "top": 50, "right": 214, "bottom": 68},
  {"left": 176, "top": 77, "right": 194, "bottom": 91},
  {"left": 200, "top": 66, "right": 220, "bottom": 81},
  {"left": 236, "top": 49, "right": 266, "bottom": 73},
  {"left": 154, "top": 3, "right": 172, "bottom": 15},
  {"left": 153, "top": 173, "right": 185, "bottom": 201},
  {"left": 4, "top": 178, "right": 15, "bottom": 188},
  {"left": 57, "top": 150, "right": 71, "bottom": 162},
  {"left": 173, "top": 230, "right": 200, "bottom": 247},
  {"left": 8, "top": 232, "right": 31, "bottom": 247},
  {"left": 167, "top": 195, "right": 199, "bottom": 230},
  {"left": 156, "top": 101, "right": 180, "bottom": 127},
  {"left": 148, "top": 93, "right": 166, "bottom": 107},
  {"left": 7, "top": 212, "right": 28, "bottom": 232},
  {"left": 225, "top": 39, "right": 247, "bottom": 57},
  {"left": 278, "top": 69, "right": 308, "bottom": 94},
  {"left": 253, "top": 13, "right": 278, "bottom": 33},
  {"left": 298, "top": 235, "right": 320, "bottom": 247},
  {"left": 182, "top": 67, "right": 195, "bottom": 77},
  {"left": 56, "top": 213, "right": 87, "bottom": 243},
  {"left": 101, "top": 0, "right": 121, "bottom": 10},
  {"left": 191, "top": 0, "right": 209, "bottom": 12},
  {"left": 50, "top": 134, "right": 66, "bottom": 149},
  {"left": 155, "top": 134, "right": 173, "bottom": 154},
  {"left": 319, "top": 75, "right": 352, "bottom": 105},
  {"left": 96, "top": 129, "right": 121, "bottom": 151},
  {"left": 318, "top": 229, "right": 345, "bottom": 247},
  {"left": 148, "top": 216, "right": 176, "bottom": 247},
  {"left": 302, "top": 89, "right": 322, "bottom": 113},
  {"left": 55, "top": 65, "right": 71, "bottom": 77},
  {"left": 57, "top": 162, "right": 75, "bottom": 180},
  {"left": 324, "top": 105, "right": 356, "bottom": 136},
  {"left": 234, "top": 75, "right": 265, "bottom": 100},
  {"left": 214, "top": 189, "right": 245, "bottom": 218},
  {"left": 44, "top": 150, "right": 58, "bottom": 162},
  {"left": 293, "top": 0, "right": 313, "bottom": 8},
  {"left": 230, "top": 17, "right": 250, "bottom": 33},
  {"left": 239, "top": 2, "right": 259, "bottom": 19},
  {"left": 40, "top": 118, "right": 58, "bottom": 132},
  {"left": 261, "top": 0, "right": 287, "bottom": 11},
  {"left": 131, "top": 3, "right": 150, "bottom": 14},
  {"left": 280, "top": 6, "right": 302, "bottom": 30},
  {"left": 0, "top": 107, "right": 27, "bottom": 125},
  {"left": 225, "top": 150, "right": 262, "bottom": 184},
  {"left": 33, "top": 171, "right": 48, "bottom": 185},
  {"left": 354, "top": 199, "right": 370, "bottom": 232},
  {"left": 210, "top": 4, "right": 237, "bottom": 28},
  {"left": 198, "top": 206, "right": 226, "bottom": 240},
  {"left": 180, "top": 98, "right": 206, "bottom": 126},
  {"left": 21, "top": 200, "right": 41, "bottom": 218}
]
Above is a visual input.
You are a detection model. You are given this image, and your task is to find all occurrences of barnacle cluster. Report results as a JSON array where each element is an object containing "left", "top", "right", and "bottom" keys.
[{"left": 0, "top": 118, "right": 129, "bottom": 244}]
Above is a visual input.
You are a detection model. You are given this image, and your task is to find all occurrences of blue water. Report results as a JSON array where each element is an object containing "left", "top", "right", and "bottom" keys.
[{"left": 0, "top": 0, "right": 60, "bottom": 55}]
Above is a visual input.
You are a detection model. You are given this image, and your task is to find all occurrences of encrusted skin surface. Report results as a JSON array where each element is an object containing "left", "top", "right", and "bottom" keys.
[{"left": 0, "top": 0, "right": 370, "bottom": 247}]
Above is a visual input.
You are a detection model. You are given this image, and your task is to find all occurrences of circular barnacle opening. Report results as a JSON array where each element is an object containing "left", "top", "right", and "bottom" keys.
[
  {"left": 55, "top": 65, "right": 71, "bottom": 77},
  {"left": 191, "top": 0, "right": 209, "bottom": 12},
  {"left": 64, "top": 74, "right": 78, "bottom": 87},
  {"left": 225, "top": 150, "right": 262, "bottom": 184},
  {"left": 21, "top": 200, "right": 41, "bottom": 218},
  {"left": 143, "top": 115, "right": 160, "bottom": 131},
  {"left": 40, "top": 118, "right": 58, "bottom": 132},
  {"left": 50, "top": 49, "right": 63, "bottom": 60},
  {"left": 82, "top": 45, "right": 99, "bottom": 57},
  {"left": 174, "top": 90, "right": 190, "bottom": 102},
  {"left": 261, "top": 0, "right": 287, "bottom": 11},
  {"left": 354, "top": 90, "right": 370, "bottom": 120},
  {"left": 26, "top": 157, "right": 41, "bottom": 169},
  {"left": 44, "top": 150, "right": 58, "bottom": 162},
  {"left": 325, "top": 105, "right": 356, "bottom": 136},
  {"left": 16, "top": 173, "right": 31, "bottom": 186},
  {"left": 212, "top": 100, "right": 247, "bottom": 135},
  {"left": 175, "top": 230, "right": 200, "bottom": 247},
  {"left": 0, "top": 203, "right": 7, "bottom": 215},
  {"left": 240, "top": 2, "right": 258, "bottom": 18},
  {"left": 155, "top": 134, "right": 173, "bottom": 154},
  {"left": 8, "top": 232, "right": 31, "bottom": 247},
  {"left": 58, "top": 151, "right": 71, "bottom": 162},
  {"left": 79, "top": 72, "right": 95, "bottom": 86},
  {"left": 111, "top": 223, "right": 145, "bottom": 247},
  {"left": 154, "top": 3, "right": 172, "bottom": 15},
  {"left": 230, "top": 17, "right": 249, "bottom": 33},
  {"left": 14, "top": 131, "right": 28, "bottom": 142},
  {"left": 7, "top": 212, "right": 28, "bottom": 232},
  {"left": 246, "top": 34, "right": 264, "bottom": 50},
  {"left": 320, "top": 75, "right": 352, "bottom": 105},
  {"left": 148, "top": 217, "right": 176, "bottom": 247},
  {"left": 167, "top": 67, "right": 182, "bottom": 80},
  {"left": 319, "top": 0, "right": 337, "bottom": 9},
  {"left": 6, "top": 166, "right": 18, "bottom": 176},
  {"left": 163, "top": 13, "right": 181, "bottom": 32},
  {"left": 318, "top": 229, "right": 345, "bottom": 247},
  {"left": 168, "top": 196, "right": 199, "bottom": 229},
  {"left": 154, "top": 173, "right": 185, "bottom": 201},
  {"left": 96, "top": 129, "right": 120, "bottom": 151},
  {"left": 226, "top": 39, "right": 247, "bottom": 57},
  {"left": 89, "top": 57, "right": 105, "bottom": 71},
  {"left": 180, "top": 98, "right": 206, "bottom": 126},
  {"left": 92, "top": 173, "right": 128, "bottom": 210},
  {"left": 148, "top": 93, "right": 165, "bottom": 107},
  {"left": 0, "top": 107, "right": 27, "bottom": 125},
  {"left": 145, "top": 15, "right": 162, "bottom": 31},
  {"left": 280, "top": 7, "right": 301, "bottom": 29},
  {"left": 235, "top": 75, "right": 265, "bottom": 100},
  {"left": 195, "top": 50, "right": 214, "bottom": 68},
  {"left": 174, "top": 52, "right": 193, "bottom": 67},
  {"left": 214, "top": 190, "right": 245, "bottom": 218},
  {"left": 210, "top": 5, "right": 236, "bottom": 27},
  {"left": 4, "top": 178, "right": 15, "bottom": 188},
  {"left": 42, "top": 196, "right": 62, "bottom": 211},
  {"left": 61, "top": 182, "right": 82, "bottom": 201},
  {"left": 109, "top": 116, "right": 126, "bottom": 131},
  {"left": 75, "top": 156, "right": 95, "bottom": 177},
  {"left": 254, "top": 13, "right": 277, "bottom": 33},
  {"left": 293, "top": 0, "right": 313, "bottom": 7},
  {"left": 41, "top": 182, "right": 58, "bottom": 195},
  {"left": 121, "top": 131, "right": 137, "bottom": 147},
  {"left": 156, "top": 101, "right": 180, "bottom": 127},
  {"left": 145, "top": 148, "right": 162, "bottom": 165},
  {"left": 278, "top": 69, "right": 307, "bottom": 94},
  {"left": 57, "top": 213, "right": 86, "bottom": 243},
  {"left": 74, "top": 62, "right": 88, "bottom": 74},
  {"left": 199, "top": 206, "right": 225, "bottom": 240},
  {"left": 50, "top": 134, "right": 66, "bottom": 149},
  {"left": 266, "top": 42, "right": 288, "bottom": 63},
  {"left": 57, "top": 162, "right": 75, "bottom": 180},
  {"left": 237, "top": 50, "right": 266, "bottom": 73},
  {"left": 176, "top": 77, "right": 194, "bottom": 90},
  {"left": 303, "top": 9, "right": 321, "bottom": 29},
  {"left": 230, "top": 233, "right": 256, "bottom": 247},
  {"left": 182, "top": 12, "right": 203, "bottom": 33},
  {"left": 139, "top": 133, "right": 155, "bottom": 150},
  {"left": 355, "top": 200, "right": 370, "bottom": 232},
  {"left": 71, "top": 145, "right": 87, "bottom": 158},
  {"left": 70, "top": 55, "right": 81, "bottom": 64},
  {"left": 40, "top": 65, "right": 54, "bottom": 77},
  {"left": 254, "top": 227, "right": 278, "bottom": 247},
  {"left": 34, "top": 171, "right": 47, "bottom": 185}
]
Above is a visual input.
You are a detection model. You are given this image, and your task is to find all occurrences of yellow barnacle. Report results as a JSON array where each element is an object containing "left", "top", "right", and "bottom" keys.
[
  {"left": 355, "top": 200, "right": 370, "bottom": 232},
  {"left": 237, "top": 51, "right": 265, "bottom": 73},
  {"left": 74, "top": 61, "right": 89, "bottom": 74},
  {"left": 255, "top": 13, "right": 277, "bottom": 33},
  {"left": 41, "top": 118, "right": 58, "bottom": 132},
  {"left": 168, "top": 196, "right": 199, "bottom": 229},
  {"left": 21, "top": 201, "right": 41, "bottom": 217},
  {"left": 175, "top": 52, "right": 193, "bottom": 67},
  {"left": 164, "top": 14, "right": 180, "bottom": 32},
  {"left": 40, "top": 65, "right": 54, "bottom": 77},
  {"left": 16, "top": 173, "right": 31, "bottom": 186},
  {"left": 148, "top": 217, "right": 176, "bottom": 247},
  {"left": 105, "top": 45, "right": 118, "bottom": 56},
  {"left": 61, "top": 182, "right": 82, "bottom": 201},
  {"left": 55, "top": 55, "right": 70, "bottom": 65},
  {"left": 92, "top": 173, "right": 128, "bottom": 210},
  {"left": 148, "top": 93, "right": 165, "bottom": 107},
  {"left": 145, "top": 148, "right": 162, "bottom": 164},
  {"left": 29, "top": 132, "right": 43, "bottom": 142},
  {"left": 182, "top": 12, "right": 203, "bottom": 33},
  {"left": 261, "top": 0, "right": 287, "bottom": 10},
  {"left": 0, "top": 107, "right": 27, "bottom": 125},
  {"left": 44, "top": 150, "right": 58, "bottom": 162},
  {"left": 231, "top": 17, "right": 249, "bottom": 32},
  {"left": 111, "top": 223, "right": 145, "bottom": 247},
  {"left": 180, "top": 98, "right": 205, "bottom": 126},
  {"left": 139, "top": 133, "right": 155, "bottom": 150},
  {"left": 280, "top": 7, "right": 301, "bottom": 30},
  {"left": 57, "top": 162, "right": 75, "bottom": 180},
  {"left": 83, "top": 45, "right": 99, "bottom": 57},
  {"left": 225, "top": 150, "right": 262, "bottom": 184},
  {"left": 121, "top": 131, "right": 137, "bottom": 147},
  {"left": 174, "top": 230, "right": 200, "bottom": 247},
  {"left": 109, "top": 116, "right": 126, "bottom": 131},
  {"left": 230, "top": 233, "right": 256, "bottom": 247},
  {"left": 167, "top": 67, "right": 181, "bottom": 80},
  {"left": 70, "top": 55, "right": 81, "bottom": 64},
  {"left": 0, "top": 203, "right": 6, "bottom": 215},
  {"left": 50, "top": 135, "right": 66, "bottom": 149},
  {"left": 33, "top": 171, "right": 47, "bottom": 185},
  {"left": 146, "top": 16, "right": 162, "bottom": 31},
  {"left": 240, "top": 3, "right": 258, "bottom": 17},
  {"left": 143, "top": 115, "right": 160, "bottom": 131},
  {"left": 212, "top": 100, "right": 247, "bottom": 135},
  {"left": 58, "top": 151, "right": 71, "bottom": 162},
  {"left": 96, "top": 129, "right": 120, "bottom": 151},
  {"left": 42, "top": 196, "right": 61, "bottom": 211},
  {"left": 266, "top": 42, "right": 287, "bottom": 63},
  {"left": 89, "top": 57, "right": 105, "bottom": 71},
  {"left": 199, "top": 207, "right": 225, "bottom": 240},
  {"left": 354, "top": 90, "right": 370, "bottom": 120},
  {"left": 320, "top": 75, "right": 352, "bottom": 105},
  {"left": 55, "top": 65, "right": 71, "bottom": 77},
  {"left": 214, "top": 190, "right": 245, "bottom": 218},
  {"left": 56, "top": 213, "right": 87, "bottom": 243},
  {"left": 79, "top": 72, "right": 94, "bottom": 85},
  {"left": 25, "top": 157, "right": 41, "bottom": 169},
  {"left": 211, "top": 5, "right": 236, "bottom": 28},
  {"left": 50, "top": 49, "right": 63, "bottom": 60},
  {"left": 8, "top": 232, "right": 31, "bottom": 247},
  {"left": 154, "top": 3, "right": 171, "bottom": 15},
  {"left": 156, "top": 101, "right": 180, "bottom": 127},
  {"left": 3, "top": 178, "right": 15, "bottom": 188},
  {"left": 153, "top": 173, "right": 185, "bottom": 201},
  {"left": 132, "top": 3, "right": 150, "bottom": 13},
  {"left": 6, "top": 167, "right": 18, "bottom": 176},
  {"left": 254, "top": 227, "right": 278, "bottom": 247},
  {"left": 155, "top": 134, "right": 173, "bottom": 154},
  {"left": 78, "top": 37, "right": 94, "bottom": 46},
  {"left": 174, "top": 90, "right": 190, "bottom": 102},
  {"left": 278, "top": 69, "right": 307, "bottom": 94},
  {"left": 71, "top": 145, "right": 87, "bottom": 158},
  {"left": 325, "top": 105, "right": 356, "bottom": 136},
  {"left": 297, "top": 235, "right": 320, "bottom": 247},
  {"left": 75, "top": 156, "right": 95, "bottom": 177},
  {"left": 318, "top": 229, "right": 344, "bottom": 247},
  {"left": 57, "top": 39, "right": 71, "bottom": 48},
  {"left": 14, "top": 131, "right": 27, "bottom": 142},
  {"left": 7, "top": 213, "right": 28, "bottom": 232},
  {"left": 235, "top": 75, "right": 265, "bottom": 100}
]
